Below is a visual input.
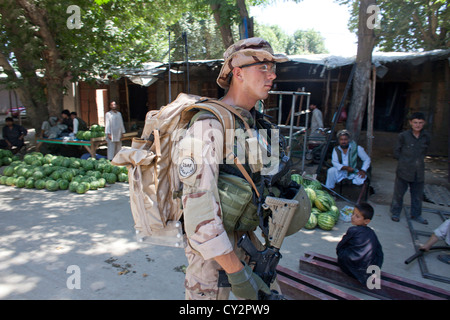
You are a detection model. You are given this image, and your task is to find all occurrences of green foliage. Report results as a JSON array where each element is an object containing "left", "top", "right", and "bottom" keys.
[
  {"left": 336, "top": 0, "right": 449, "bottom": 51},
  {"left": 254, "top": 23, "right": 328, "bottom": 55}
]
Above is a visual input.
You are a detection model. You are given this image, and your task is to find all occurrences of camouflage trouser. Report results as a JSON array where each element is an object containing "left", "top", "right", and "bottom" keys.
[{"left": 184, "top": 231, "right": 281, "bottom": 300}]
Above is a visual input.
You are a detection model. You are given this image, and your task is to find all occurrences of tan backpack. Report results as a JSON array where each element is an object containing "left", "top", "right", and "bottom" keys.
[{"left": 111, "top": 93, "right": 259, "bottom": 247}]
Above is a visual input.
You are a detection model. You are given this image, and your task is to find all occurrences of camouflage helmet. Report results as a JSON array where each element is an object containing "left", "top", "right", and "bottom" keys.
[{"left": 216, "top": 37, "right": 289, "bottom": 89}]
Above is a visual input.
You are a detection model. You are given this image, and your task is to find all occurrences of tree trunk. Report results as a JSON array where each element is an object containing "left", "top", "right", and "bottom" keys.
[
  {"left": 16, "top": 0, "right": 66, "bottom": 118},
  {"left": 236, "top": 0, "right": 254, "bottom": 38},
  {"left": 210, "top": 3, "right": 234, "bottom": 49},
  {"left": 346, "top": 0, "right": 376, "bottom": 143}
]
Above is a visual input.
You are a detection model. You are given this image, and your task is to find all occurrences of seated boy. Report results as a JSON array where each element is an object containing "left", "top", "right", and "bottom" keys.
[{"left": 336, "top": 202, "right": 384, "bottom": 285}]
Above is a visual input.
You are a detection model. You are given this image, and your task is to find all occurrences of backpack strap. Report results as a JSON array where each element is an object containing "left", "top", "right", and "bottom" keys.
[{"left": 183, "top": 100, "right": 260, "bottom": 198}]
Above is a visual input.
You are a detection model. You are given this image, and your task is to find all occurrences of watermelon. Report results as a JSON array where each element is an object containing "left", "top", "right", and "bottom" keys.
[
  {"left": 97, "top": 178, "right": 106, "bottom": 188},
  {"left": 0, "top": 176, "right": 7, "bottom": 185},
  {"left": 83, "top": 131, "right": 92, "bottom": 141},
  {"left": 317, "top": 213, "right": 335, "bottom": 231},
  {"left": 5, "top": 176, "right": 16, "bottom": 186},
  {"left": 25, "top": 178, "right": 35, "bottom": 189},
  {"left": 3, "top": 166, "right": 14, "bottom": 177},
  {"left": 2, "top": 157, "right": 12, "bottom": 165},
  {"left": 314, "top": 193, "right": 334, "bottom": 212},
  {"left": 304, "top": 213, "right": 318, "bottom": 230},
  {"left": 58, "top": 179, "right": 70, "bottom": 190},
  {"left": 106, "top": 173, "right": 117, "bottom": 184},
  {"left": 118, "top": 172, "right": 128, "bottom": 183},
  {"left": 311, "top": 207, "right": 322, "bottom": 217},
  {"left": 35, "top": 179, "right": 46, "bottom": 190},
  {"left": 69, "top": 181, "right": 80, "bottom": 192},
  {"left": 329, "top": 205, "right": 340, "bottom": 221},
  {"left": 89, "top": 180, "right": 99, "bottom": 190},
  {"left": 15, "top": 176, "right": 26, "bottom": 188},
  {"left": 291, "top": 174, "right": 303, "bottom": 185},
  {"left": 304, "top": 187, "right": 316, "bottom": 206},
  {"left": 61, "top": 171, "right": 73, "bottom": 182},
  {"left": 76, "top": 182, "right": 89, "bottom": 194},
  {"left": 45, "top": 180, "right": 59, "bottom": 191}
]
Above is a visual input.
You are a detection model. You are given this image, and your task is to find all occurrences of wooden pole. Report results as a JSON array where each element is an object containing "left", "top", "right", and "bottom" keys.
[
  {"left": 296, "top": 88, "right": 305, "bottom": 127},
  {"left": 367, "top": 65, "right": 376, "bottom": 157},
  {"left": 125, "top": 77, "right": 131, "bottom": 131}
]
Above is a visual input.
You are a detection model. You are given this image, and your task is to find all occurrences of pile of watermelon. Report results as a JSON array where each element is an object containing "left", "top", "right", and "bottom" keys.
[
  {"left": 0, "top": 149, "right": 20, "bottom": 167},
  {"left": 76, "top": 124, "right": 105, "bottom": 141},
  {"left": 292, "top": 175, "right": 339, "bottom": 231},
  {"left": 0, "top": 151, "right": 128, "bottom": 194}
]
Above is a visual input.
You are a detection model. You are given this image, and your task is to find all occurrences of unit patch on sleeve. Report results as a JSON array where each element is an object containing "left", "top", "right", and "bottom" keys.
[{"left": 179, "top": 157, "right": 197, "bottom": 178}]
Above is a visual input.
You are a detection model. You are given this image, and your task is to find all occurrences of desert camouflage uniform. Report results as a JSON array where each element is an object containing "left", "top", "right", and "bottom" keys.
[{"left": 180, "top": 107, "right": 278, "bottom": 300}]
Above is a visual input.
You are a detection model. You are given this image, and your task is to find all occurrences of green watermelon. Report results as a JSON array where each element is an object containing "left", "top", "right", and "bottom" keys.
[
  {"left": 329, "top": 205, "right": 340, "bottom": 221},
  {"left": 89, "top": 180, "right": 99, "bottom": 190},
  {"left": 83, "top": 131, "right": 92, "bottom": 141},
  {"left": 45, "top": 180, "right": 59, "bottom": 191},
  {"left": 58, "top": 179, "right": 70, "bottom": 190},
  {"left": 0, "top": 176, "right": 7, "bottom": 185},
  {"left": 317, "top": 213, "right": 335, "bottom": 231},
  {"left": 311, "top": 207, "right": 322, "bottom": 217},
  {"left": 106, "top": 173, "right": 117, "bottom": 184},
  {"left": 5, "top": 176, "right": 16, "bottom": 186},
  {"left": 304, "top": 213, "right": 318, "bottom": 230},
  {"left": 76, "top": 131, "right": 86, "bottom": 140},
  {"left": 70, "top": 159, "right": 81, "bottom": 169},
  {"left": 97, "top": 178, "right": 106, "bottom": 188},
  {"left": 118, "top": 172, "right": 128, "bottom": 183},
  {"left": 76, "top": 182, "right": 89, "bottom": 194},
  {"left": 15, "top": 176, "right": 26, "bottom": 188},
  {"left": 35, "top": 179, "right": 46, "bottom": 190},
  {"left": 25, "top": 178, "right": 35, "bottom": 189},
  {"left": 314, "top": 192, "right": 334, "bottom": 212},
  {"left": 3, "top": 166, "right": 14, "bottom": 177},
  {"left": 61, "top": 171, "right": 73, "bottom": 182},
  {"left": 69, "top": 181, "right": 80, "bottom": 192},
  {"left": 304, "top": 187, "right": 316, "bottom": 206},
  {"left": 2, "top": 157, "right": 12, "bottom": 166}
]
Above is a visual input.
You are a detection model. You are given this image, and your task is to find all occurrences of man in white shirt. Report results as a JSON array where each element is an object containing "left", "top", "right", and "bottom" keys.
[
  {"left": 325, "top": 129, "right": 371, "bottom": 189},
  {"left": 105, "top": 101, "right": 126, "bottom": 160},
  {"left": 309, "top": 103, "right": 323, "bottom": 135}
]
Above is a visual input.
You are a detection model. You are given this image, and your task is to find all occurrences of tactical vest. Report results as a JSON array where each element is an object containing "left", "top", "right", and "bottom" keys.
[{"left": 189, "top": 108, "right": 291, "bottom": 233}]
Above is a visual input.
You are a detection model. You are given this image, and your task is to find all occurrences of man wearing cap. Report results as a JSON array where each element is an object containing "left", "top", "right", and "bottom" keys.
[
  {"left": 179, "top": 37, "right": 292, "bottom": 300},
  {"left": 325, "top": 129, "right": 371, "bottom": 190}
]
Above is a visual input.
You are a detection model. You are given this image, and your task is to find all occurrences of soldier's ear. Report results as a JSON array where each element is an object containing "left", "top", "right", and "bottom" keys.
[{"left": 232, "top": 67, "right": 244, "bottom": 81}]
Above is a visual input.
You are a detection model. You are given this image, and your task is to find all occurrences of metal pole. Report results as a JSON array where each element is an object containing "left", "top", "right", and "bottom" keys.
[{"left": 288, "top": 94, "right": 296, "bottom": 157}]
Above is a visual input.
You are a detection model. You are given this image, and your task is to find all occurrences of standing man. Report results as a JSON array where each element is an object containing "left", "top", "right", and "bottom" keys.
[
  {"left": 105, "top": 101, "right": 126, "bottom": 160},
  {"left": 390, "top": 112, "right": 431, "bottom": 224},
  {"left": 325, "top": 129, "right": 371, "bottom": 190},
  {"left": 1, "top": 117, "right": 27, "bottom": 153},
  {"left": 309, "top": 103, "right": 324, "bottom": 135},
  {"left": 180, "top": 37, "right": 291, "bottom": 300}
]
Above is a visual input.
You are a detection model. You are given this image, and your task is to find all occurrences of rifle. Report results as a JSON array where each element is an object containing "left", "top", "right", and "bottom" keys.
[{"left": 238, "top": 195, "right": 299, "bottom": 300}]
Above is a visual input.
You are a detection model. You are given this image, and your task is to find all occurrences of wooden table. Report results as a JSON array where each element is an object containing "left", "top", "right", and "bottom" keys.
[{"left": 36, "top": 132, "right": 138, "bottom": 158}]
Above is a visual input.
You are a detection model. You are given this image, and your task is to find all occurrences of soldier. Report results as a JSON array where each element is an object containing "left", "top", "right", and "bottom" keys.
[{"left": 178, "top": 37, "right": 292, "bottom": 300}]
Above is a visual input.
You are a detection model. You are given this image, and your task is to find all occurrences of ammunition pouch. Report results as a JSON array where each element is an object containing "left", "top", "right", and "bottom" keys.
[{"left": 218, "top": 173, "right": 259, "bottom": 233}]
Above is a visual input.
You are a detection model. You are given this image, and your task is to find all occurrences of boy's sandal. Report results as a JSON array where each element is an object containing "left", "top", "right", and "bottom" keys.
[{"left": 391, "top": 216, "right": 400, "bottom": 222}]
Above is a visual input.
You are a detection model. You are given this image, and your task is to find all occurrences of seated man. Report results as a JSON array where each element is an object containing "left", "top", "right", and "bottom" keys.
[
  {"left": 325, "top": 129, "right": 371, "bottom": 190},
  {"left": 70, "top": 112, "right": 88, "bottom": 134},
  {"left": 0, "top": 117, "right": 27, "bottom": 153}
]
